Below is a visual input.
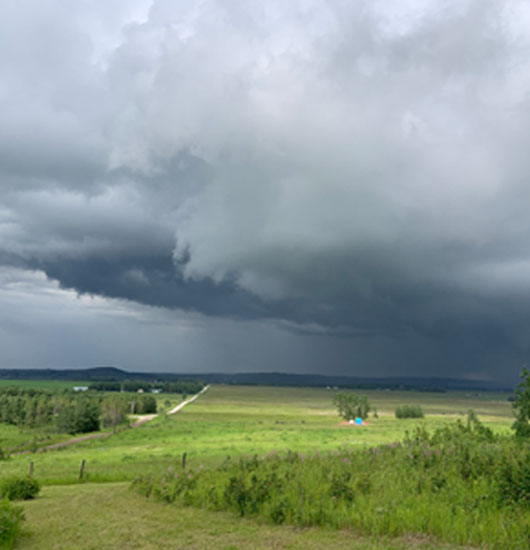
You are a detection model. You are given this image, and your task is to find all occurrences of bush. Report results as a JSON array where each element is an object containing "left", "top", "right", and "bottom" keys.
[
  {"left": 0, "top": 476, "right": 40, "bottom": 501},
  {"left": 0, "top": 499, "right": 24, "bottom": 550},
  {"left": 512, "top": 367, "right": 530, "bottom": 437},
  {"left": 395, "top": 404, "right": 424, "bottom": 418}
]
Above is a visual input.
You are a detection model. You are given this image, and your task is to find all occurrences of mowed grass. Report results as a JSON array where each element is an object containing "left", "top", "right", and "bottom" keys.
[
  {"left": 0, "top": 385, "right": 514, "bottom": 484},
  {"left": 17, "top": 483, "right": 477, "bottom": 550}
]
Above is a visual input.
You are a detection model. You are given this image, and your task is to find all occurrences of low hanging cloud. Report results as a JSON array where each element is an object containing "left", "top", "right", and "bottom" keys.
[{"left": 2, "top": 0, "right": 530, "bottom": 381}]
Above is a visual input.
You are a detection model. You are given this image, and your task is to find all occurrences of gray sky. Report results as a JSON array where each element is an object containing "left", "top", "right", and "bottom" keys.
[{"left": 2, "top": 0, "right": 530, "bottom": 384}]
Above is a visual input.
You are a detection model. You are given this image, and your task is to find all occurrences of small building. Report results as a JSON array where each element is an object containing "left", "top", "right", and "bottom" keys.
[{"left": 73, "top": 386, "right": 88, "bottom": 392}]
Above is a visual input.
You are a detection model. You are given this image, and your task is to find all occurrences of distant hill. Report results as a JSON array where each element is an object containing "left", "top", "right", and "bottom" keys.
[
  {"left": 0, "top": 367, "right": 512, "bottom": 391},
  {"left": 0, "top": 367, "right": 149, "bottom": 382}
]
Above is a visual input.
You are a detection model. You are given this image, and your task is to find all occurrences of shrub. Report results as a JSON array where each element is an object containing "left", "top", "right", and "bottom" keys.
[
  {"left": 395, "top": 404, "right": 424, "bottom": 418},
  {"left": 0, "top": 476, "right": 40, "bottom": 501},
  {"left": 512, "top": 367, "right": 530, "bottom": 437},
  {"left": 0, "top": 499, "right": 24, "bottom": 550}
]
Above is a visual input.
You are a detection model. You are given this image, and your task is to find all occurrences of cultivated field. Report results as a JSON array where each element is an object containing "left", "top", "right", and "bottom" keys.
[{"left": 0, "top": 383, "right": 518, "bottom": 549}]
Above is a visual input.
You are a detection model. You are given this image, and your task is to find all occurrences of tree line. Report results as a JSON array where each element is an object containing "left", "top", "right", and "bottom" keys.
[
  {"left": 0, "top": 388, "right": 157, "bottom": 434},
  {"left": 88, "top": 379, "right": 204, "bottom": 395}
]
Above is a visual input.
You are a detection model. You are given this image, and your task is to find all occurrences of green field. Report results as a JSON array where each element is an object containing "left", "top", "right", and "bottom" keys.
[
  {"left": 0, "top": 385, "right": 514, "bottom": 484},
  {"left": 0, "top": 384, "right": 518, "bottom": 549}
]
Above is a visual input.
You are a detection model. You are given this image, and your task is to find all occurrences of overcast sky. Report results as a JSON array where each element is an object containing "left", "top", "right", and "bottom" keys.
[{"left": 2, "top": 0, "right": 530, "bottom": 384}]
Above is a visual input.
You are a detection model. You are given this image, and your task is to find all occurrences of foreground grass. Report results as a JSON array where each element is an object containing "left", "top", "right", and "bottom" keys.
[
  {"left": 134, "top": 418, "right": 530, "bottom": 549},
  {"left": 18, "top": 483, "right": 475, "bottom": 550},
  {"left": 1, "top": 385, "right": 514, "bottom": 484}
]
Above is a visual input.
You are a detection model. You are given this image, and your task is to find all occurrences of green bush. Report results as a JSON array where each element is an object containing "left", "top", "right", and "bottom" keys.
[
  {"left": 395, "top": 404, "right": 424, "bottom": 418},
  {"left": 512, "top": 367, "right": 530, "bottom": 437},
  {"left": 0, "top": 499, "right": 24, "bottom": 550},
  {"left": 0, "top": 476, "right": 40, "bottom": 501}
]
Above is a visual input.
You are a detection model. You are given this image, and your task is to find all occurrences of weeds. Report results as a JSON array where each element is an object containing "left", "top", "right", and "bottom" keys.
[
  {"left": 134, "top": 417, "right": 530, "bottom": 548},
  {"left": 0, "top": 499, "right": 23, "bottom": 549}
]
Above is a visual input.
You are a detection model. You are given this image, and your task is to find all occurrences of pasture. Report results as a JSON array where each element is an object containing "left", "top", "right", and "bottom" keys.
[
  {"left": 0, "top": 383, "right": 518, "bottom": 549},
  {"left": 0, "top": 385, "right": 513, "bottom": 484}
]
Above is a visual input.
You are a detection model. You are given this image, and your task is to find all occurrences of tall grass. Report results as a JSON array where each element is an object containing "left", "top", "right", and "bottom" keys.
[
  {"left": 134, "top": 417, "right": 530, "bottom": 549},
  {"left": 0, "top": 499, "right": 23, "bottom": 550}
]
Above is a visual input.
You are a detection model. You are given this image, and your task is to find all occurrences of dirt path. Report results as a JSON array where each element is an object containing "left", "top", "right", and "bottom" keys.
[
  {"left": 37, "top": 385, "right": 211, "bottom": 452},
  {"left": 129, "top": 413, "right": 158, "bottom": 428},
  {"left": 168, "top": 384, "right": 210, "bottom": 414}
]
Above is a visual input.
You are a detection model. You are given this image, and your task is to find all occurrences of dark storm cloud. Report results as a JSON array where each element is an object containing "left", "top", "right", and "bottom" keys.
[{"left": 2, "top": 0, "right": 530, "bottom": 381}]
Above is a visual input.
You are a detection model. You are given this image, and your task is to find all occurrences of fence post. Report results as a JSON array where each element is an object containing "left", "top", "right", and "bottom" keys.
[
  {"left": 182, "top": 452, "right": 187, "bottom": 469},
  {"left": 29, "top": 461, "right": 34, "bottom": 476},
  {"left": 79, "top": 459, "right": 86, "bottom": 481}
]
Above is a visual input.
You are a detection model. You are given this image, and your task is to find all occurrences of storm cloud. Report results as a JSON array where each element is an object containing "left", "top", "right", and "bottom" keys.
[{"left": 2, "top": 0, "right": 530, "bottom": 382}]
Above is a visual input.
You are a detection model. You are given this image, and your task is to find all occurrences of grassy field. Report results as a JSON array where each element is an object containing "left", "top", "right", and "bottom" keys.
[
  {"left": 0, "top": 423, "right": 70, "bottom": 452},
  {"left": 17, "top": 483, "right": 477, "bottom": 550},
  {"left": 0, "top": 383, "right": 518, "bottom": 549},
  {"left": 0, "top": 385, "right": 514, "bottom": 484}
]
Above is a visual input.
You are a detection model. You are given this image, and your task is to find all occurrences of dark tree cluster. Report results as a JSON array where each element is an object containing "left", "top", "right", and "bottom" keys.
[
  {"left": 88, "top": 379, "right": 204, "bottom": 395},
  {"left": 395, "top": 404, "right": 424, "bottom": 418},
  {"left": 0, "top": 388, "right": 101, "bottom": 434},
  {"left": 130, "top": 394, "right": 157, "bottom": 414},
  {"left": 332, "top": 391, "right": 373, "bottom": 420}
]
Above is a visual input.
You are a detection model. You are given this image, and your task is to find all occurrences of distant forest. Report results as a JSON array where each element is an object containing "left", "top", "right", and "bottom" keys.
[
  {"left": 88, "top": 379, "right": 203, "bottom": 394},
  {"left": 0, "top": 367, "right": 511, "bottom": 392}
]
